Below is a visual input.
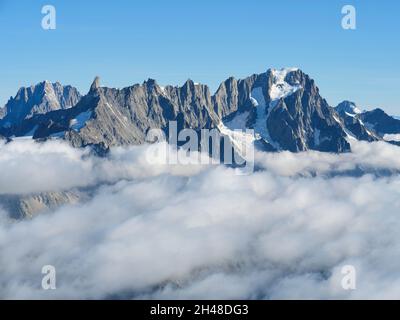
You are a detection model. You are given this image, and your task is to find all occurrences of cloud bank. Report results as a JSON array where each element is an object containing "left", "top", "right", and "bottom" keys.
[{"left": 1, "top": 139, "right": 400, "bottom": 299}]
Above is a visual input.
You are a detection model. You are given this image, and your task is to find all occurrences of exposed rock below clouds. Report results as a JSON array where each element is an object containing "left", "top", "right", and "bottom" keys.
[{"left": 0, "top": 190, "right": 89, "bottom": 219}]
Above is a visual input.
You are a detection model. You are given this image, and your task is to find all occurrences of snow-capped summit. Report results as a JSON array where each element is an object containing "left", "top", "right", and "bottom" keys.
[
  {"left": 269, "top": 68, "right": 302, "bottom": 102},
  {"left": 270, "top": 67, "right": 299, "bottom": 73},
  {"left": 216, "top": 68, "right": 350, "bottom": 153},
  {"left": 335, "top": 101, "right": 363, "bottom": 116}
]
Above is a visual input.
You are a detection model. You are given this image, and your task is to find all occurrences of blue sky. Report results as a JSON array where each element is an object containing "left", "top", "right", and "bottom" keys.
[{"left": 0, "top": 0, "right": 399, "bottom": 114}]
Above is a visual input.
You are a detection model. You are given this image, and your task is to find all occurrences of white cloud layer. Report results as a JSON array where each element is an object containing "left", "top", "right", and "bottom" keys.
[{"left": 1, "top": 139, "right": 400, "bottom": 299}]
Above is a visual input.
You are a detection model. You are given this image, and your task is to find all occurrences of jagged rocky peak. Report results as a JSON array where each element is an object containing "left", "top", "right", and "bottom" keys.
[
  {"left": 270, "top": 67, "right": 299, "bottom": 81},
  {"left": 267, "top": 68, "right": 302, "bottom": 98},
  {"left": 213, "top": 76, "right": 240, "bottom": 118},
  {"left": 267, "top": 67, "right": 325, "bottom": 100},
  {"left": 179, "top": 79, "right": 210, "bottom": 98},
  {"left": 220, "top": 67, "right": 350, "bottom": 152},
  {"left": 335, "top": 101, "right": 363, "bottom": 116},
  {"left": 142, "top": 78, "right": 166, "bottom": 96},
  {"left": 359, "top": 108, "right": 400, "bottom": 135},
  {"left": 89, "top": 76, "right": 101, "bottom": 93},
  {"left": 63, "top": 76, "right": 219, "bottom": 150},
  {"left": 143, "top": 78, "right": 157, "bottom": 88},
  {"left": 0, "top": 81, "right": 81, "bottom": 127},
  {"left": 266, "top": 68, "right": 350, "bottom": 152},
  {"left": 212, "top": 68, "right": 297, "bottom": 120},
  {"left": 182, "top": 79, "right": 195, "bottom": 92}
]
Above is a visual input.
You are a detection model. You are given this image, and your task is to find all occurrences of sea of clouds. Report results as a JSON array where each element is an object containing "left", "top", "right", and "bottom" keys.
[{"left": 1, "top": 138, "right": 400, "bottom": 299}]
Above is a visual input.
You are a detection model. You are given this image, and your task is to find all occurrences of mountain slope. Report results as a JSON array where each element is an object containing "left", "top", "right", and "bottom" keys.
[
  {"left": 218, "top": 69, "right": 350, "bottom": 152},
  {"left": 359, "top": 108, "right": 400, "bottom": 135},
  {"left": 335, "top": 101, "right": 363, "bottom": 116},
  {"left": 334, "top": 101, "right": 400, "bottom": 143}
]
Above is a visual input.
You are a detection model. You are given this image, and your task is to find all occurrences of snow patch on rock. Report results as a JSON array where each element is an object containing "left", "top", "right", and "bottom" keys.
[
  {"left": 383, "top": 134, "right": 400, "bottom": 142},
  {"left": 70, "top": 110, "right": 92, "bottom": 131}
]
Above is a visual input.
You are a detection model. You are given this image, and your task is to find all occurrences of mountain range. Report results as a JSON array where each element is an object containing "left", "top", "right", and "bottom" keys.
[
  {"left": 1, "top": 68, "right": 399, "bottom": 154},
  {"left": 1, "top": 68, "right": 400, "bottom": 218}
]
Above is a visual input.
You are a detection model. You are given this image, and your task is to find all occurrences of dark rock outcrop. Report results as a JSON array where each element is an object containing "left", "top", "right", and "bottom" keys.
[{"left": 359, "top": 108, "right": 400, "bottom": 135}]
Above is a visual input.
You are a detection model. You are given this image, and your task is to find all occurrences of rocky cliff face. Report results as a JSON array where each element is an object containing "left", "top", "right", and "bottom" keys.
[
  {"left": 50, "top": 77, "right": 219, "bottom": 149},
  {"left": 0, "top": 81, "right": 81, "bottom": 129},
  {"left": 359, "top": 108, "right": 400, "bottom": 135},
  {"left": 263, "top": 69, "right": 349, "bottom": 152}
]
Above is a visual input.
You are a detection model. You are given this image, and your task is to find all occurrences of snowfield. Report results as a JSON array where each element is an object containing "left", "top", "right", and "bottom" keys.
[{"left": 219, "top": 68, "right": 302, "bottom": 152}]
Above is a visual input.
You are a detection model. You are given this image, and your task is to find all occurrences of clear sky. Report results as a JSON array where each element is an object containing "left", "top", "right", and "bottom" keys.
[{"left": 0, "top": 0, "right": 399, "bottom": 114}]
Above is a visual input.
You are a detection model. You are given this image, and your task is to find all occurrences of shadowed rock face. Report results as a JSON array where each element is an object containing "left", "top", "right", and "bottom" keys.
[
  {"left": 359, "top": 108, "right": 400, "bottom": 135},
  {"left": 0, "top": 81, "right": 81, "bottom": 128},
  {"left": 212, "top": 72, "right": 271, "bottom": 119}
]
